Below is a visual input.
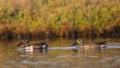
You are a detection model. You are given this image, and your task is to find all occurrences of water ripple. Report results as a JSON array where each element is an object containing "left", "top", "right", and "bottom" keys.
[{"left": 21, "top": 60, "right": 51, "bottom": 65}]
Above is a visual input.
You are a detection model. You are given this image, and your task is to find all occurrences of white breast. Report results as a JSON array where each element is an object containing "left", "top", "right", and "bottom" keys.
[{"left": 25, "top": 46, "right": 33, "bottom": 52}]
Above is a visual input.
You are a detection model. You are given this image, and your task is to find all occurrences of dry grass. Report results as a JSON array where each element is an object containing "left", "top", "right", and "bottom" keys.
[{"left": 0, "top": 0, "right": 120, "bottom": 40}]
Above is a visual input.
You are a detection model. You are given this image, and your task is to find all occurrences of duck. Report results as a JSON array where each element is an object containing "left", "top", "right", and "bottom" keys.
[
  {"left": 72, "top": 39, "right": 107, "bottom": 52},
  {"left": 16, "top": 39, "right": 48, "bottom": 53}
]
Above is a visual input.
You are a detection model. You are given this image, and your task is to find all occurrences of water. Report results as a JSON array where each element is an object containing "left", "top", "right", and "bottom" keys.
[{"left": 0, "top": 38, "right": 120, "bottom": 68}]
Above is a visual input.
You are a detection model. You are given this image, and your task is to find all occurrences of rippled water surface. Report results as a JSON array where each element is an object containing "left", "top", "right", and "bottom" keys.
[{"left": 0, "top": 38, "right": 120, "bottom": 68}]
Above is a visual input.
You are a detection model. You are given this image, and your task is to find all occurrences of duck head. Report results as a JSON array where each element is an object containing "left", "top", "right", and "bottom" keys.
[{"left": 16, "top": 39, "right": 29, "bottom": 47}]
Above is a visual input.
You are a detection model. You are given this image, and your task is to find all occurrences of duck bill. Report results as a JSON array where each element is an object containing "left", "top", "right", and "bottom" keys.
[{"left": 16, "top": 42, "right": 23, "bottom": 47}]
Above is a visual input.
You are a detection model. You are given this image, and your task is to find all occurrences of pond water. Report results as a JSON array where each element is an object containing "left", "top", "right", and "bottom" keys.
[{"left": 0, "top": 38, "right": 120, "bottom": 68}]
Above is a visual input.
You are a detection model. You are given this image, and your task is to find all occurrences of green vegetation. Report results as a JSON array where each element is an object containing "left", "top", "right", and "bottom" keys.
[{"left": 0, "top": 0, "right": 120, "bottom": 40}]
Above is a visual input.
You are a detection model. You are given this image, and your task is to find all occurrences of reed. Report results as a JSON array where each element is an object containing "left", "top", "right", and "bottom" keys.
[{"left": 0, "top": 0, "right": 120, "bottom": 40}]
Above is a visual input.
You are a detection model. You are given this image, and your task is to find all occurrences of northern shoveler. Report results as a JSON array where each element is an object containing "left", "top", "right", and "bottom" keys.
[
  {"left": 16, "top": 39, "right": 107, "bottom": 53},
  {"left": 72, "top": 39, "right": 107, "bottom": 52},
  {"left": 16, "top": 40, "right": 48, "bottom": 53}
]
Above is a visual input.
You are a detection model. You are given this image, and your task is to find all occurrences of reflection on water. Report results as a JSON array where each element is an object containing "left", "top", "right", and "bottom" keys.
[{"left": 0, "top": 38, "right": 120, "bottom": 68}]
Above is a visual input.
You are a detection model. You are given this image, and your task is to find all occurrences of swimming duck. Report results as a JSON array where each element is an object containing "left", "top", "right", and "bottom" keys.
[
  {"left": 16, "top": 39, "right": 48, "bottom": 53},
  {"left": 72, "top": 39, "right": 107, "bottom": 52}
]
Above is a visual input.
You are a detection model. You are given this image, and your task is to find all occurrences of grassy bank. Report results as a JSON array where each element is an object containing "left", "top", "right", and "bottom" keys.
[{"left": 0, "top": 0, "right": 120, "bottom": 40}]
